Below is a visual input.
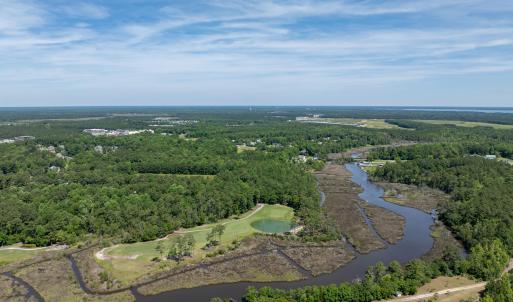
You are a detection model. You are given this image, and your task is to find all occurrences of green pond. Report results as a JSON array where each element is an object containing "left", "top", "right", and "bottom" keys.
[{"left": 251, "top": 219, "right": 294, "bottom": 233}]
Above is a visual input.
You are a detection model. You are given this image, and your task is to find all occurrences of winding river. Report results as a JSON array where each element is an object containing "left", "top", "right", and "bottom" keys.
[{"left": 132, "top": 163, "right": 434, "bottom": 302}]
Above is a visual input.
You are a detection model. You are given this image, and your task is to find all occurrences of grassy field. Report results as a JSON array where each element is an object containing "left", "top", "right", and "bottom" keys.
[
  {"left": 415, "top": 119, "right": 513, "bottom": 129},
  {"left": 0, "top": 249, "right": 41, "bottom": 266},
  {"left": 498, "top": 157, "right": 513, "bottom": 165},
  {"left": 98, "top": 204, "right": 294, "bottom": 284},
  {"left": 237, "top": 144, "right": 257, "bottom": 153},
  {"left": 296, "top": 117, "right": 401, "bottom": 129}
]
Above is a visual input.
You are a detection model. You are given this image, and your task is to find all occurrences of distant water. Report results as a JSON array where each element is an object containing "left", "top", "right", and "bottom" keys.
[{"left": 402, "top": 108, "right": 513, "bottom": 113}]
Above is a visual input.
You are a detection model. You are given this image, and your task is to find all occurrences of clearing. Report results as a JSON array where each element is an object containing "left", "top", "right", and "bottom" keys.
[
  {"left": 384, "top": 276, "right": 483, "bottom": 302},
  {"left": 296, "top": 117, "right": 401, "bottom": 129}
]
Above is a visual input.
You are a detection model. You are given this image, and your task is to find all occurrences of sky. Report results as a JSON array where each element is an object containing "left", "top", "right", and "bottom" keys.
[{"left": 1, "top": 0, "right": 513, "bottom": 107}]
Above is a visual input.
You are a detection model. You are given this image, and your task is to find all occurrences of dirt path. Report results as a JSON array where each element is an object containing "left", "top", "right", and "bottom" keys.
[
  {"left": 385, "top": 282, "right": 486, "bottom": 302},
  {"left": 95, "top": 203, "right": 265, "bottom": 261}
]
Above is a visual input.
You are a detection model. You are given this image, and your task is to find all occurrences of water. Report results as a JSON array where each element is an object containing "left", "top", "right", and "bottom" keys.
[
  {"left": 403, "top": 108, "right": 513, "bottom": 113},
  {"left": 251, "top": 219, "right": 294, "bottom": 233},
  {"left": 132, "top": 163, "right": 434, "bottom": 302}
]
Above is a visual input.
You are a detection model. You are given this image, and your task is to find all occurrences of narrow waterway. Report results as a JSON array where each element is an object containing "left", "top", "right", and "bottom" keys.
[
  {"left": 131, "top": 163, "right": 434, "bottom": 302},
  {"left": 2, "top": 272, "right": 45, "bottom": 302}
]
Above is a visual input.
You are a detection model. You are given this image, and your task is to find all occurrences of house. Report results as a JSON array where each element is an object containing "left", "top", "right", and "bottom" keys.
[
  {"left": 485, "top": 155, "right": 497, "bottom": 160},
  {"left": 358, "top": 161, "right": 372, "bottom": 167}
]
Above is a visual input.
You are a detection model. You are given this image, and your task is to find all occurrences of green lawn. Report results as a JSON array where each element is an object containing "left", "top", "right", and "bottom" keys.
[
  {"left": 99, "top": 204, "right": 294, "bottom": 283},
  {"left": 0, "top": 249, "right": 44, "bottom": 266},
  {"left": 237, "top": 145, "right": 257, "bottom": 153},
  {"left": 415, "top": 120, "right": 513, "bottom": 129}
]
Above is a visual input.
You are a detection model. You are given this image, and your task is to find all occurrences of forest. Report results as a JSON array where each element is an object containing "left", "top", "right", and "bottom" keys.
[{"left": 2, "top": 107, "right": 513, "bottom": 301}]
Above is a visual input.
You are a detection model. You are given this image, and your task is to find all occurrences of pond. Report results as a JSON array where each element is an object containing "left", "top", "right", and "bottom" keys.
[{"left": 251, "top": 219, "right": 294, "bottom": 233}]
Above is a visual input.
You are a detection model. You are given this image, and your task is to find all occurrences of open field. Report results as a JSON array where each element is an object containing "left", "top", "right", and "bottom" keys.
[
  {"left": 0, "top": 250, "right": 42, "bottom": 267},
  {"left": 384, "top": 276, "right": 483, "bottom": 302},
  {"left": 98, "top": 204, "right": 294, "bottom": 284},
  {"left": 236, "top": 144, "right": 257, "bottom": 153},
  {"left": 0, "top": 245, "right": 67, "bottom": 267},
  {"left": 415, "top": 119, "right": 513, "bottom": 129},
  {"left": 296, "top": 117, "right": 401, "bottom": 129}
]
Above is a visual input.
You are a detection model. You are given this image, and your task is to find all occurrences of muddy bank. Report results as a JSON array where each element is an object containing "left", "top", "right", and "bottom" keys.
[{"left": 315, "top": 163, "right": 405, "bottom": 253}]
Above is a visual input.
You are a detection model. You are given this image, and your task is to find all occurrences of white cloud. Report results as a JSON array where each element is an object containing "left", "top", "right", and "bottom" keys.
[
  {"left": 0, "top": 0, "right": 45, "bottom": 34},
  {"left": 60, "top": 3, "right": 109, "bottom": 19}
]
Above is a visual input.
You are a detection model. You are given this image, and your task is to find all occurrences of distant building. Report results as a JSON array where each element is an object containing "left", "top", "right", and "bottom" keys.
[{"left": 485, "top": 155, "right": 497, "bottom": 160}]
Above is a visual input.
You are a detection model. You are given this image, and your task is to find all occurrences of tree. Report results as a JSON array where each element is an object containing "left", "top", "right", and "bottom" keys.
[
  {"left": 483, "top": 276, "right": 513, "bottom": 302},
  {"left": 168, "top": 234, "right": 196, "bottom": 262},
  {"left": 464, "top": 240, "right": 509, "bottom": 280},
  {"left": 206, "top": 224, "right": 226, "bottom": 247}
]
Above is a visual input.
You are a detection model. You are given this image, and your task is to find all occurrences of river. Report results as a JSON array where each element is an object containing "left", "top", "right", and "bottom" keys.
[{"left": 129, "top": 163, "right": 435, "bottom": 301}]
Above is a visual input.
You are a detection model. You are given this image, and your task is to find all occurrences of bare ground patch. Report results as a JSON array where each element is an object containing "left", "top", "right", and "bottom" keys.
[{"left": 14, "top": 257, "right": 134, "bottom": 302}]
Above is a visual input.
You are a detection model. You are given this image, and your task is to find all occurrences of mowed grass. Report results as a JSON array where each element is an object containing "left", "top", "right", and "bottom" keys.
[
  {"left": 237, "top": 145, "right": 257, "bottom": 153},
  {"left": 99, "top": 204, "right": 294, "bottom": 283},
  {"left": 0, "top": 248, "right": 44, "bottom": 266},
  {"left": 415, "top": 119, "right": 513, "bottom": 129}
]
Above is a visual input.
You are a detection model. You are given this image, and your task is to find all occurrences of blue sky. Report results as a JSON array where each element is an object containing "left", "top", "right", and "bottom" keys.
[{"left": 1, "top": 0, "right": 513, "bottom": 107}]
